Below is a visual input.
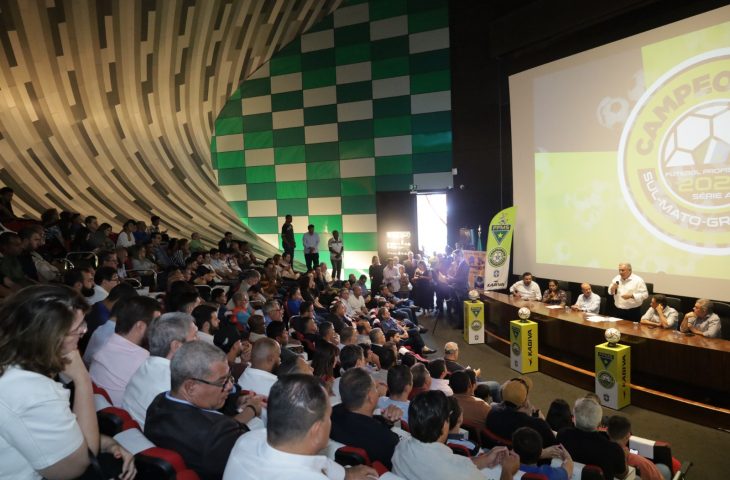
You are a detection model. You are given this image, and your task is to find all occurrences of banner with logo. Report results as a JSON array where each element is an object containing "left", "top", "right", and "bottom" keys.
[
  {"left": 462, "top": 250, "right": 486, "bottom": 289},
  {"left": 484, "top": 206, "right": 516, "bottom": 290},
  {"left": 510, "top": 320, "right": 538, "bottom": 373}
]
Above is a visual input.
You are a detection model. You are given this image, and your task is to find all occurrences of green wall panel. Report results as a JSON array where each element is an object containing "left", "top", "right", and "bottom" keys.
[{"left": 212, "top": 0, "right": 452, "bottom": 273}]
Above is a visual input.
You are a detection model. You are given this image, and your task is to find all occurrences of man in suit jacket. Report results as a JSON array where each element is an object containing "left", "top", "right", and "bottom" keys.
[{"left": 145, "top": 341, "right": 262, "bottom": 480}]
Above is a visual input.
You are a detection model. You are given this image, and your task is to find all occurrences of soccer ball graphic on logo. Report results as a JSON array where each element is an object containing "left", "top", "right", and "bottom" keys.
[
  {"left": 517, "top": 307, "right": 531, "bottom": 321},
  {"left": 660, "top": 100, "right": 730, "bottom": 208},
  {"left": 605, "top": 328, "right": 621, "bottom": 346}
]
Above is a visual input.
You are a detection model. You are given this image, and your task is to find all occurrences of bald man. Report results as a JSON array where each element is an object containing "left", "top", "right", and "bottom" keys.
[
  {"left": 608, "top": 263, "right": 648, "bottom": 321},
  {"left": 572, "top": 283, "right": 601, "bottom": 314},
  {"left": 236, "top": 337, "right": 281, "bottom": 396}
]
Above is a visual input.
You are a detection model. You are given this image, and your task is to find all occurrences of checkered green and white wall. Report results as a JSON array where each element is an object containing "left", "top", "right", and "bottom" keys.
[{"left": 211, "top": 0, "right": 453, "bottom": 278}]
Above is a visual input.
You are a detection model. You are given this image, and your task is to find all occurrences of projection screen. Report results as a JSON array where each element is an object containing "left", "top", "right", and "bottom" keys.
[{"left": 510, "top": 6, "right": 730, "bottom": 301}]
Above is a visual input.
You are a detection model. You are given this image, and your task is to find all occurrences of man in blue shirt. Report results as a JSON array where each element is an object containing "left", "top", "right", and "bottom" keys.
[{"left": 513, "top": 427, "right": 573, "bottom": 480}]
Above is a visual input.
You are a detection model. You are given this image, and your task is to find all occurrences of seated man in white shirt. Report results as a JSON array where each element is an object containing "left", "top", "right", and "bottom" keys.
[
  {"left": 392, "top": 390, "right": 518, "bottom": 480},
  {"left": 427, "top": 359, "right": 453, "bottom": 396},
  {"left": 510, "top": 272, "right": 542, "bottom": 301},
  {"left": 348, "top": 284, "right": 369, "bottom": 316},
  {"left": 640, "top": 294, "right": 678, "bottom": 329},
  {"left": 680, "top": 298, "right": 722, "bottom": 338},
  {"left": 122, "top": 312, "right": 198, "bottom": 428},
  {"left": 89, "top": 296, "right": 161, "bottom": 405},
  {"left": 571, "top": 283, "right": 601, "bottom": 314},
  {"left": 237, "top": 337, "right": 281, "bottom": 396},
  {"left": 223, "top": 374, "right": 376, "bottom": 480}
]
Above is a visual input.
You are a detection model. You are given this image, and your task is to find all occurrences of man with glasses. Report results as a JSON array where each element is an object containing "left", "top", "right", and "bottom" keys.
[
  {"left": 262, "top": 299, "right": 283, "bottom": 326},
  {"left": 485, "top": 377, "right": 557, "bottom": 449},
  {"left": 145, "top": 341, "right": 263, "bottom": 480},
  {"left": 86, "top": 265, "right": 120, "bottom": 305}
]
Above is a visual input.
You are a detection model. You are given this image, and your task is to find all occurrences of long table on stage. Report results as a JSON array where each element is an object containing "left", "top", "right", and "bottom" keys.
[{"left": 481, "top": 291, "right": 730, "bottom": 430}]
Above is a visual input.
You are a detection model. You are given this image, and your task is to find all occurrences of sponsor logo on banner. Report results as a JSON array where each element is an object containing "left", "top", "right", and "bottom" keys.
[
  {"left": 471, "top": 320, "right": 482, "bottom": 331},
  {"left": 511, "top": 342, "right": 521, "bottom": 356},
  {"left": 618, "top": 48, "right": 730, "bottom": 254},
  {"left": 511, "top": 325, "right": 520, "bottom": 338},
  {"left": 470, "top": 306, "right": 482, "bottom": 317},
  {"left": 491, "top": 214, "right": 512, "bottom": 244}
]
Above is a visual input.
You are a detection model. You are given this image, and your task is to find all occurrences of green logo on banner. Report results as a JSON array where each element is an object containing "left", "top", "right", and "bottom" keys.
[
  {"left": 598, "top": 352, "right": 614, "bottom": 369},
  {"left": 470, "top": 306, "right": 482, "bottom": 317},
  {"left": 471, "top": 320, "right": 481, "bottom": 332},
  {"left": 511, "top": 325, "right": 520, "bottom": 338},
  {"left": 491, "top": 214, "right": 512, "bottom": 245},
  {"left": 511, "top": 342, "right": 521, "bottom": 356}
]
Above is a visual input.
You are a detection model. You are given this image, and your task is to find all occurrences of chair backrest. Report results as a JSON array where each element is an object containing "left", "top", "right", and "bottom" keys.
[
  {"left": 335, "top": 445, "right": 372, "bottom": 466},
  {"left": 580, "top": 464, "right": 605, "bottom": 480},
  {"left": 480, "top": 425, "right": 512, "bottom": 448},
  {"left": 665, "top": 296, "right": 682, "bottom": 314},
  {"left": 599, "top": 297, "right": 608, "bottom": 315},
  {"left": 136, "top": 447, "right": 200, "bottom": 480},
  {"left": 521, "top": 473, "right": 549, "bottom": 480},
  {"left": 447, "top": 442, "right": 472, "bottom": 457},
  {"left": 97, "top": 406, "right": 140, "bottom": 436},
  {"left": 590, "top": 284, "right": 607, "bottom": 297}
]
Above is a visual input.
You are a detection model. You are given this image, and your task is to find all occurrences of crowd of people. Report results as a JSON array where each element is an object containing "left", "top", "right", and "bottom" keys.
[{"left": 0, "top": 200, "right": 682, "bottom": 479}]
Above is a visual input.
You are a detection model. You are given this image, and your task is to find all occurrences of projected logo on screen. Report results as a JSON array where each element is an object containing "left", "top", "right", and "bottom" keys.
[{"left": 618, "top": 48, "right": 730, "bottom": 254}]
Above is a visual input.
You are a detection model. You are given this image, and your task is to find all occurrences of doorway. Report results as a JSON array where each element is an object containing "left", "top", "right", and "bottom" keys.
[{"left": 416, "top": 193, "right": 447, "bottom": 257}]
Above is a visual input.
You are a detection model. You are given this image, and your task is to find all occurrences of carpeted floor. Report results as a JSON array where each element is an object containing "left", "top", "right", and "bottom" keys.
[{"left": 414, "top": 312, "right": 729, "bottom": 479}]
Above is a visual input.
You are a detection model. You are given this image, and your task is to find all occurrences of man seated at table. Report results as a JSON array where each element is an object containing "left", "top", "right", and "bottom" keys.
[
  {"left": 510, "top": 272, "right": 542, "bottom": 301},
  {"left": 679, "top": 298, "right": 722, "bottom": 338},
  {"left": 571, "top": 283, "right": 601, "bottom": 314},
  {"left": 640, "top": 294, "right": 678, "bottom": 329}
]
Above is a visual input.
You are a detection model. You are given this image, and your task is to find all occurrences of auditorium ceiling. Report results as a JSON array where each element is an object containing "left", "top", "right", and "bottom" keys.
[{"left": 0, "top": 0, "right": 340, "bottom": 254}]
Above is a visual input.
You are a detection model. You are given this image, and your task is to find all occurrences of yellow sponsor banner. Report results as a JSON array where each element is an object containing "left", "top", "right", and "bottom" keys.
[
  {"left": 595, "top": 342, "right": 631, "bottom": 410},
  {"left": 484, "top": 206, "right": 516, "bottom": 290},
  {"left": 463, "top": 300, "right": 484, "bottom": 344},
  {"left": 509, "top": 320, "right": 538, "bottom": 373}
]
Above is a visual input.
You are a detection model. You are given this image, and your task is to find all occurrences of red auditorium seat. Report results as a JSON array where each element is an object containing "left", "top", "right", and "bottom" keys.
[
  {"left": 335, "top": 445, "right": 372, "bottom": 467},
  {"left": 97, "top": 406, "right": 140, "bottom": 436},
  {"left": 580, "top": 464, "right": 604, "bottom": 480},
  {"left": 135, "top": 447, "right": 200, "bottom": 480},
  {"left": 447, "top": 442, "right": 473, "bottom": 457},
  {"left": 479, "top": 425, "right": 512, "bottom": 449},
  {"left": 522, "top": 473, "right": 549, "bottom": 480}
]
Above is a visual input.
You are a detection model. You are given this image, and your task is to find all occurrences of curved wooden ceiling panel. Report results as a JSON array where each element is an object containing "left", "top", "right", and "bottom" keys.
[{"left": 0, "top": 0, "right": 340, "bottom": 255}]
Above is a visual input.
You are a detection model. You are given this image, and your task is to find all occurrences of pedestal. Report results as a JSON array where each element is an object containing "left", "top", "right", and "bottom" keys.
[
  {"left": 509, "top": 320, "right": 538, "bottom": 373},
  {"left": 463, "top": 300, "right": 484, "bottom": 344},
  {"left": 595, "top": 342, "right": 631, "bottom": 410}
]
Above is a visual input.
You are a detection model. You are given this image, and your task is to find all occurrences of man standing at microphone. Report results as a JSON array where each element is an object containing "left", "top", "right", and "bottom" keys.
[{"left": 608, "top": 263, "right": 648, "bottom": 322}]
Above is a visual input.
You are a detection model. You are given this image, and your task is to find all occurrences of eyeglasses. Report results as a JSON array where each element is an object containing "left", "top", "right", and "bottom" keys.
[
  {"left": 190, "top": 373, "right": 234, "bottom": 392},
  {"left": 68, "top": 321, "right": 88, "bottom": 336}
]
